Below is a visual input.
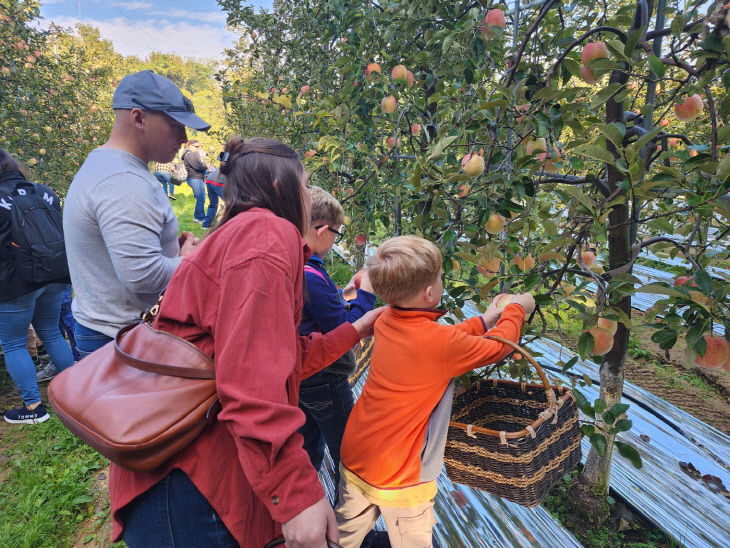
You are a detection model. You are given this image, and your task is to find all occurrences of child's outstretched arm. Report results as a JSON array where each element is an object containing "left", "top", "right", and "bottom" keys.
[{"left": 443, "top": 296, "right": 534, "bottom": 377}]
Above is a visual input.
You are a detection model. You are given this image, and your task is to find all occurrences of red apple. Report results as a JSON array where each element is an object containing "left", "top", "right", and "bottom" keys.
[
  {"left": 694, "top": 334, "right": 729, "bottom": 368},
  {"left": 484, "top": 213, "right": 505, "bottom": 234},
  {"left": 673, "top": 276, "right": 697, "bottom": 287},
  {"left": 588, "top": 327, "right": 614, "bottom": 355},
  {"left": 525, "top": 137, "right": 547, "bottom": 156},
  {"left": 381, "top": 95, "right": 397, "bottom": 114},
  {"left": 406, "top": 70, "right": 415, "bottom": 87},
  {"left": 580, "top": 66, "right": 598, "bottom": 85},
  {"left": 481, "top": 9, "right": 506, "bottom": 38},
  {"left": 597, "top": 318, "right": 617, "bottom": 335},
  {"left": 391, "top": 64, "right": 408, "bottom": 83},
  {"left": 675, "top": 94, "right": 704, "bottom": 122},
  {"left": 581, "top": 251, "right": 596, "bottom": 267},
  {"left": 581, "top": 41, "right": 609, "bottom": 65},
  {"left": 300, "top": 85, "right": 311, "bottom": 95},
  {"left": 355, "top": 234, "right": 367, "bottom": 245},
  {"left": 366, "top": 62, "right": 381, "bottom": 79},
  {"left": 411, "top": 123, "right": 422, "bottom": 136},
  {"left": 462, "top": 153, "right": 485, "bottom": 177}
]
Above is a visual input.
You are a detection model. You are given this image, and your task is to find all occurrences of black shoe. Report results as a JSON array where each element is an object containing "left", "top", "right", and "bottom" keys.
[
  {"left": 36, "top": 344, "right": 50, "bottom": 364},
  {"left": 4, "top": 403, "right": 50, "bottom": 424}
]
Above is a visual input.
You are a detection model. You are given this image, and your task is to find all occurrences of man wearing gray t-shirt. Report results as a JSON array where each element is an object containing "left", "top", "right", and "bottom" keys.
[{"left": 64, "top": 71, "right": 211, "bottom": 355}]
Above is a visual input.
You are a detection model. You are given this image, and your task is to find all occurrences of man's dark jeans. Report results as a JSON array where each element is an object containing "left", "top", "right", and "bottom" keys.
[
  {"left": 121, "top": 469, "right": 237, "bottom": 547},
  {"left": 73, "top": 322, "right": 112, "bottom": 358},
  {"left": 298, "top": 371, "right": 354, "bottom": 488}
]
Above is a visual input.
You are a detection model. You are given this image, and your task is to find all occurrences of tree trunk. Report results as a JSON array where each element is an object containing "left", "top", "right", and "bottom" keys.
[{"left": 573, "top": 0, "right": 649, "bottom": 527}]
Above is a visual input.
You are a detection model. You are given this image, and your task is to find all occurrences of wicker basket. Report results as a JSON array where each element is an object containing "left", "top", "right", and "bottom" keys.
[{"left": 443, "top": 335, "right": 581, "bottom": 507}]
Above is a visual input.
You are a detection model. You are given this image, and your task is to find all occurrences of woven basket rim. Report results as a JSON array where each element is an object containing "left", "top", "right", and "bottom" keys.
[{"left": 449, "top": 378, "right": 575, "bottom": 439}]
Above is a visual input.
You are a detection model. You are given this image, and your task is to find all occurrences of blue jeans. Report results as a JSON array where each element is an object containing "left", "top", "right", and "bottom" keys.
[
  {"left": 74, "top": 322, "right": 113, "bottom": 358},
  {"left": 187, "top": 178, "right": 206, "bottom": 221},
  {"left": 121, "top": 469, "right": 237, "bottom": 548},
  {"left": 203, "top": 183, "right": 224, "bottom": 227},
  {"left": 154, "top": 171, "right": 174, "bottom": 197},
  {"left": 298, "top": 372, "right": 354, "bottom": 488},
  {"left": 59, "top": 285, "right": 80, "bottom": 361},
  {"left": 0, "top": 284, "right": 75, "bottom": 405}
]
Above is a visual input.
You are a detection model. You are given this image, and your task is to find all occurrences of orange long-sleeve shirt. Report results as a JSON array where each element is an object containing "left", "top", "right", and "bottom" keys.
[{"left": 340, "top": 304, "right": 525, "bottom": 505}]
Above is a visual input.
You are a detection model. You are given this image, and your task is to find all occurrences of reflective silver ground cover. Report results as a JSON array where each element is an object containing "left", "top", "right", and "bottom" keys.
[{"left": 462, "top": 300, "right": 730, "bottom": 547}]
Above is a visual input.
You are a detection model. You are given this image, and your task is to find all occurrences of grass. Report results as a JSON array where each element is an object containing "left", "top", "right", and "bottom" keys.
[{"left": 0, "top": 415, "right": 109, "bottom": 547}]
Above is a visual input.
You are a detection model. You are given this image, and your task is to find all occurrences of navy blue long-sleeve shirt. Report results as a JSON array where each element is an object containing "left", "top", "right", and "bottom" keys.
[{"left": 299, "top": 256, "right": 376, "bottom": 374}]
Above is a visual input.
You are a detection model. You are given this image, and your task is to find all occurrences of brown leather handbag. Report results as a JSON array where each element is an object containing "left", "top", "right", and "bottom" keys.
[{"left": 48, "top": 304, "right": 218, "bottom": 472}]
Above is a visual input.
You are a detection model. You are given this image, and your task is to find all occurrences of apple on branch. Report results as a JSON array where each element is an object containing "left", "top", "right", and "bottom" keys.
[
  {"left": 461, "top": 152, "right": 485, "bottom": 177},
  {"left": 480, "top": 9, "right": 505, "bottom": 39},
  {"left": 391, "top": 64, "right": 408, "bottom": 84},
  {"left": 694, "top": 334, "right": 729, "bottom": 368},
  {"left": 381, "top": 95, "right": 397, "bottom": 114},
  {"left": 674, "top": 94, "right": 703, "bottom": 122},
  {"left": 366, "top": 62, "right": 381, "bottom": 79}
]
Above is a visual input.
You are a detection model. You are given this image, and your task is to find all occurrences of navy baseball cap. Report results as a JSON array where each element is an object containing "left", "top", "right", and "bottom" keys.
[{"left": 112, "top": 70, "right": 211, "bottom": 131}]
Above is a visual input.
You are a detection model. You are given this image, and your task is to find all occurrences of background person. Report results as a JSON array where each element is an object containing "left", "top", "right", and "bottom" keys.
[
  {"left": 153, "top": 161, "right": 176, "bottom": 199},
  {"left": 201, "top": 166, "right": 224, "bottom": 228},
  {"left": 0, "top": 148, "right": 75, "bottom": 424},
  {"left": 109, "top": 137, "right": 384, "bottom": 548},
  {"left": 63, "top": 70, "right": 208, "bottom": 356},
  {"left": 181, "top": 139, "right": 212, "bottom": 224}
]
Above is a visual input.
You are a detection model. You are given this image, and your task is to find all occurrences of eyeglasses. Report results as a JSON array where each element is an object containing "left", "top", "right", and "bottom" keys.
[{"left": 314, "top": 224, "right": 344, "bottom": 243}]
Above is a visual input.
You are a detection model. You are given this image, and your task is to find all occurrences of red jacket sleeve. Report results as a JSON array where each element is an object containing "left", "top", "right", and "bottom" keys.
[
  {"left": 299, "top": 321, "right": 360, "bottom": 379},
  {"left": 212, "top": 256, "right": 324, "bottom": 524}
]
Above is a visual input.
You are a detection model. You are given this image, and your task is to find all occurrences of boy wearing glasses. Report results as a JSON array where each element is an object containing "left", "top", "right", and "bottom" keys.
[{"left": 298, "top": 186, "right": 377, "bottom": 489}]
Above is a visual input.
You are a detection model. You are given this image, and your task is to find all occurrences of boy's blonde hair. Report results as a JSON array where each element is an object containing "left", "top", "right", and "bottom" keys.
[
  {"left": 366, "top": 236, "right": 442, "bottom": 305},
  {"left": 310, "top": 186, "right": 344, "bottom": 227}
]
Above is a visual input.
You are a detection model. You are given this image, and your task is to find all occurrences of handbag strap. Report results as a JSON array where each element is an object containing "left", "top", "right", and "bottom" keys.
[{"left": 114, "top": 323, "right": 215, "bottom": 380}]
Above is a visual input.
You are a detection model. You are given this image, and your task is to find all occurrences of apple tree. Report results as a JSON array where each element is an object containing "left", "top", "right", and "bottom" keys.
[{"left": 219, "top": 0, "right": 730, "bottom": 525}]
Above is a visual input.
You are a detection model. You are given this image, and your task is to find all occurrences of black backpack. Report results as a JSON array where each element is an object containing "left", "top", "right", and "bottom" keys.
[{"left": 9, "top": 182, "right": 69, "bottom": 283}]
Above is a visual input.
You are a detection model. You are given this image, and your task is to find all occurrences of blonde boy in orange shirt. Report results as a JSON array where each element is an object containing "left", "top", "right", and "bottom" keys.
[{"left": 335, "top": 236, "right": 535, "bottom": 548}]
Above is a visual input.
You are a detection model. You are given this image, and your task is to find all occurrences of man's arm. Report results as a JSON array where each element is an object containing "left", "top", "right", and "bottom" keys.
[{"left": 94, "top": 173, "right": 182, "bottom": 294}]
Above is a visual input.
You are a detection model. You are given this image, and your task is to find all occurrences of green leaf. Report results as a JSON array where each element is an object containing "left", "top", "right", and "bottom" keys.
[
  {"left": 693, "top": 270, "right": 713, "bottom": 294},
  {"left": 598, "top": 124, "right": 623, "bottom": 149},
  {"left": 633, "top": 125, "right": 662, "bottom": 152},
  {"left": 624, "top": 28, "right": 642, "bottom": 57},
  {"left": 589, "top": 83, "right": 623, "bottom": 110},
  {"left": 647, "top": 55, "right": 666, "bottom": 78},
  {"left": 578, "top": 331, "right": 594, "bottom": 359},
  {"left": 589, "top": 433, "right": 608, "bottom": 455},
  {"left": 594, "top": 398, "right": 607, "bottom": 415},
  {"left": 71, "top": 495, "right": 94, "bottom": 505},
  {"left": 651, "top": 329, "right": 677, "bottom": 350},
  {"left": 561, "top": 356, "right": 579, "bottom": 372},
  {"left": 671, "top": 14, "right": 685, "bottom": 38},
  {"left": 581, "top": 424, "right": 595, "bottom": 437},
  {"left": 559, "top": 185, "right": 596, "bottom": 214},
  {"left": 427, "top": 135, "right": 458, "bottom": 162},
  {"left": 603, "top": 411, "right": 616, "bottom": 425},
  {"left": 573, "top": 145, "right": 616, "bottom": 166},
  {"left": 637, "top": 283, "right": 686, "bottom": 298},
  {"left": 607, "top": 403, "right": 629, "bottom": 417},
  {"left": 615, "top": 441, "right": 643, "bottom": 468},
  {"left": 611, "top": 418, "right": 633, "bottom": 433}
]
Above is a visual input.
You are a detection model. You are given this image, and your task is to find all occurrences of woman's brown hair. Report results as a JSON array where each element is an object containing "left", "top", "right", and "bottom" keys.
[
  {"left": 0, "top": 147, "right": 29, "bottom": 179},
  {"left": 216, "top": 137, "right": 307, "bottom": 234}
]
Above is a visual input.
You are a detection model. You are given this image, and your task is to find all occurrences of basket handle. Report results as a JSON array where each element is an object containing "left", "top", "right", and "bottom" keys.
[{"left": 482, "top": 334, "right": 556, "bottom": 409}]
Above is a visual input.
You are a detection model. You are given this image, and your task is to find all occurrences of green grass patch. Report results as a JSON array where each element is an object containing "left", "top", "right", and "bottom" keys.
[{"left": 0, "top": 417, "right": 108, "bottom": 548}]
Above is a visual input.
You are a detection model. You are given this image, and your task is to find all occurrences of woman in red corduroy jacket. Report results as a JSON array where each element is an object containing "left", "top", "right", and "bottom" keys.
[{"left": 109, "top": 137, "right": 383, "bottom": 548}]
